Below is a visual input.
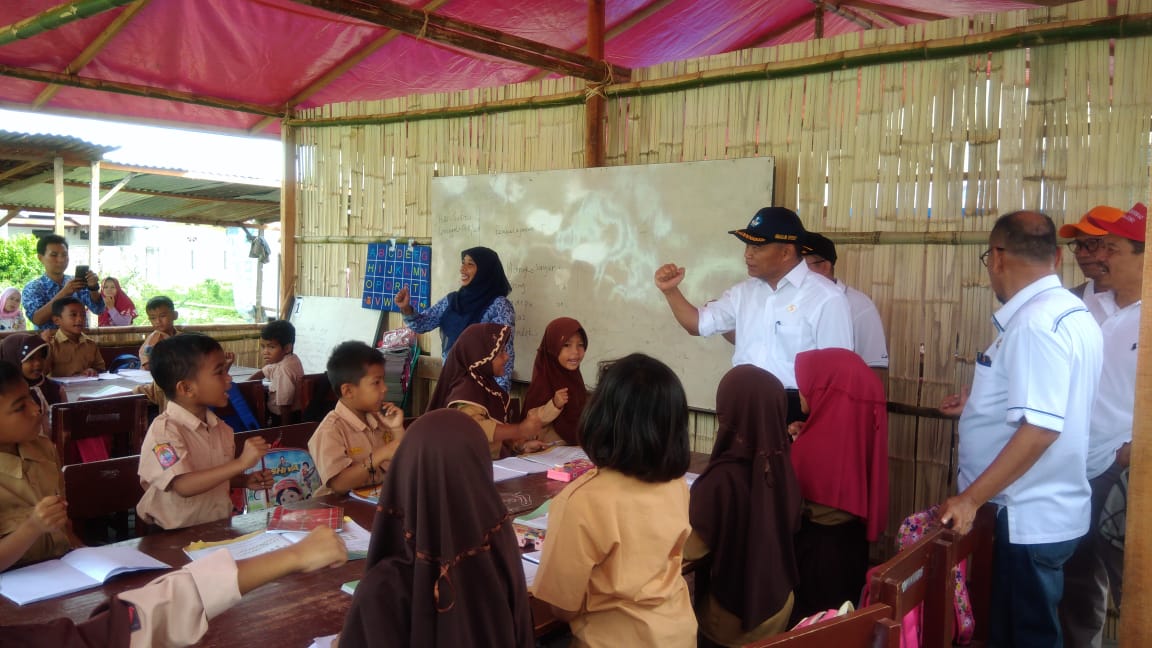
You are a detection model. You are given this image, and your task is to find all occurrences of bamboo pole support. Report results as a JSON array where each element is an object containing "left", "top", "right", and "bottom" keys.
[
  {"left": 585, "top": 0, "right": 606, "bottom": 168},
  {"left": 279, "top": 122, "right": 298, "bottom": 320},
  {"left": 287, "top": 12, "right": 1152, "bottom": 129},
  {"left": 0, "top": 0, "right": 134, "bottom": 47},
  {"left": 296, "top": 235, "right": 433, "bottom": 245},
  {"left": 1119, "top": 199, "right": 1152, "bottom": 648}
]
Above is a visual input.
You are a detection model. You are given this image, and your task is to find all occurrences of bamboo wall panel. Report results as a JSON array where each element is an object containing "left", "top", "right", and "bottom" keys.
[{"left": 297, "top": 0, "right": 1152, "bottom": 542}]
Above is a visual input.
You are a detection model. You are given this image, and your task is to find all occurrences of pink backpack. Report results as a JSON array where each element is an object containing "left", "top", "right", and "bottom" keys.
[{"left": 861, "top": 506, "right": 975, "bottom": 647}]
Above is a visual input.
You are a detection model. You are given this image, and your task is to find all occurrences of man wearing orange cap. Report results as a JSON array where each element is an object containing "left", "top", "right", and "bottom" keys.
[
  {"left": 1058, "top": 205, "right": 1126, "bottom": 322},
  {"left": 1060, "top": 202, "right": 1145, "bottom": 647}
]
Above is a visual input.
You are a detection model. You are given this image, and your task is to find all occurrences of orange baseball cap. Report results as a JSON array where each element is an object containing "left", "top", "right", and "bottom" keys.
[{"left": 1058, "top": 205, "right": 1125, "bottom": 238}]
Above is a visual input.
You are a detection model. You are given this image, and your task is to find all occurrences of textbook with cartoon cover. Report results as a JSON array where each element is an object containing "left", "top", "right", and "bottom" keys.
[{"left": 244, "top": 447, "right": 323, "bottom": 512}]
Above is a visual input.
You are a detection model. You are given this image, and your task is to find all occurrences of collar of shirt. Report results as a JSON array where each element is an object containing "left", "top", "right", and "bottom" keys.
[
  {"left": 165, "top": 400, "right": 224, "bottom": 433},
  {"left": 992, "top": 274, "right": 1063, "bottom": 332},
  {"left": 334, "top": 400, "right": 380, "bottom": 434},
  {"left": 52, "top": 329, "right": 90, "bottom": 345},
  {"left": 774, "top": 259, "right": 810, "bottom": 291},
  {"left": 0, "top": 440, "right": 55, "bottom": 480}
]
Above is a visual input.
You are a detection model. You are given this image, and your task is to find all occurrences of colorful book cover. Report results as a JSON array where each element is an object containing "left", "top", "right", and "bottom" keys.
[
  {"left": 267, "top": 504, "right": 344, "bottom": 532},
  {"left": 244, "top": 448, "right": 323, "bottom": 512}
]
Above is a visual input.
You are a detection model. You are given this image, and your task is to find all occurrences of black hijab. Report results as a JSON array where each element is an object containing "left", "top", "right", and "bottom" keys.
[
  {"left": 440, "top": 247, "right": 511, "bottom": 353},
  {"left": 340, "top": 409, "right": 534, "bottom": 648},
  {"left": 690, "top": 365, "right": 802, "bottom": 631}
]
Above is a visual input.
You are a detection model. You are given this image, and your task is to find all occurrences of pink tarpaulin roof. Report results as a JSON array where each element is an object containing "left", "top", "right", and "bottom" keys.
[{"left": 0, "top": 0, "right": 1056, "bottom": 136}]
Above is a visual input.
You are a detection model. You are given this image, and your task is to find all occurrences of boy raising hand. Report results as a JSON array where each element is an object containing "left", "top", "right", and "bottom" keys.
[{"left": 137, "top": 334, "right": 273, "bottom": 530}]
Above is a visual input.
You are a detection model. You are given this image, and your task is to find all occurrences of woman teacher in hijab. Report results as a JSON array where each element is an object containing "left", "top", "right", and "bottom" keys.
[
  {"left": 396, "top": 247, "right": 515, "bottom": 390},
  {"left": 339, "top": 409, "right": 535, "bottom": 648},
  {"left": 686, "top": 365, "right": 802, "bottom": 646}
]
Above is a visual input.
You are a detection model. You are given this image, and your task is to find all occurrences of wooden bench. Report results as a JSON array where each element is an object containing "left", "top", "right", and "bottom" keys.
[
  {"left": 747, "top": 603, "right": 901, "bottom": 647},
  {"left": 930, "top": 504, "right": 996, "bottom": 647},
  {"left": 50, "top": 394, "right": 148, "bottom": 465},
  {"left": 233, "top": 421, "right": 321, "bottom": 455},
  {"left": 63, "top": 455, "right": 147, "bottom": 544}
]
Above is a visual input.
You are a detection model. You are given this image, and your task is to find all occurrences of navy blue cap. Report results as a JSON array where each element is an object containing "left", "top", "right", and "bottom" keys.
[{"left": 729, "top": 207, "right": 806, "bottom": 246}]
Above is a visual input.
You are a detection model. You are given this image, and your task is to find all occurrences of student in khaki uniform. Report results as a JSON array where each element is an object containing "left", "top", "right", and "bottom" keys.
[
  {"left": 249, "top": 319, "right": 304, "bottom": 424},
  {"left": 425, "top": 323, "right": 541, "bottom": 458},
  {"left": 139, "top": 296, "right": 180, "bottom": 370},
  {"left": 5, "top": 526, "right": 347, "bottom": 648},
  {"left": 45, "top": 297, "right": 105, "bottom": 377},
  {"left": 532, "top": 353, "right": 697, "bottom": 648},
  {"left": 0, "top": 333, "right": 56, "bottom": 438},
  {"left": 136, "top": 334, "right": 274, "bottom": 530},
  {"left": 308, "top": 341, "right": 405, "bottom": 496},
  {"left": 0, "top": 361, "right": 72, "bottom": 571}
]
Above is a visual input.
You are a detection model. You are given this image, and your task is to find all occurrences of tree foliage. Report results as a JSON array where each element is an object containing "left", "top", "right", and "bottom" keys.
[{"left": 0, "top": 235, "right": 42, "bottom": 289}]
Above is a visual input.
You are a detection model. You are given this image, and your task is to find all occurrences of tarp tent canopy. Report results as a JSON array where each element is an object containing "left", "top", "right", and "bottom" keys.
[{"left": 0, "top": 0, "right": 1053, "bottom": 135}]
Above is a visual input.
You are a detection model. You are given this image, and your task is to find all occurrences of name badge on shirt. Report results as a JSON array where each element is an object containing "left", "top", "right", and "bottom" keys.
[{"left": 976, "top": 351, "right": 993, "bottom": 367}]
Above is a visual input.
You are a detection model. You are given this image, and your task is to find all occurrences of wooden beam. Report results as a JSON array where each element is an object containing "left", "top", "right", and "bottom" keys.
[
  {"left": 32, "top": 0, "right": 154, "bottom": 109},
  {"left": 810, "top": 0, "right": 874, "bottom": 30},
  {"left": 839, "top": 0, "right": 947, "bottom": 22},
  {"left": 0, "top": 169, "right": 54, "bottom": 192},
  {"left": 0, "top": 160, "right": 44, "bottom": 183},
  {"left": 97, "top": 172, "right": 136, "bottom": 207},
  {"left": 249, "top": 0, "right": 453, "bottom": 135},
  {"left": 527, "top": 0, "right": 678, "bottom": 82},
  {"left": 0, "top": 64, "right": 282, "bottom": 117},
  {"left": 0, "top": 0, "right": 135, "bottom": 47},
  {"left": 0, "top": 210, "right": 16, "bottom": 228},
  {"left": 53, "top": 156, "right": 64, "bottom": 235},
  {"left": 279, "top": 125, "right": 298, "bottom": 320},
  {"left": 99, "top": 161, "right": 278, "bottom": 185},
  {"left": 585, "top": 0, "right": 606, "bottom": 168},
  {"left": 288, "top": 0, "right": 629, "bottom": 83},
  {"left": 89, "top": 160, "right": 99, "bottom": 265},
  {"left": 0, "top": 204, "right": 269, "bottom": 226},
  {"left": 814, "top": 4, "right": 824, "bottom": 38}
]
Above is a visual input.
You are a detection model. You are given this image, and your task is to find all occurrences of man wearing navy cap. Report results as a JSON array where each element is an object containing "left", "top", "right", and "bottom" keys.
[
  {"left": 1060, "top": 202, "right": 1145, "bottom": 647},
  {"left": 654, "top": 206, "right": 852, "bottom": 421}
]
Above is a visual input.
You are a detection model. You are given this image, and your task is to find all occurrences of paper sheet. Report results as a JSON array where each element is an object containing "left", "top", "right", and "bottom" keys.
[
  {"left": 184, "top": 531, "right": 293, "bottom": 561},
  {"left": 492, "top": 456, "right": 551, "bottom": 475},
  {"left": 521, "top": 557, "right": 539, "bottom": 587},
  {"left": 519, "top": 445, "right": 589, "bottom": 467},
  {"left": 309, "top": 634, "right": 339, "bottom": 648}
]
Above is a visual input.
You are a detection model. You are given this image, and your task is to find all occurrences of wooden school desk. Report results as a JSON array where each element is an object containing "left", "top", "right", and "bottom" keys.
[
  {"left": 0, "top": 452, "right": 710, "bottom": 645},
  {"left": 53, "top": 365, "right": 260, "bottom": 403}
]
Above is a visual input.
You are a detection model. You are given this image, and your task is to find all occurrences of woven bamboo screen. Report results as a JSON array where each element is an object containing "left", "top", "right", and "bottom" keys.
[{"left": 295, "top": 0, "right": 1152, "bottom": 545}]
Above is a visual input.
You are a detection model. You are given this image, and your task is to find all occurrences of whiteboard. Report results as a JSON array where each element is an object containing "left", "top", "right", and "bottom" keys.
[
  {"left": 431, "top": 157, "right": 775, "bottom": 410},
  {"left": 288, "top": 296, "right": 385, "bottom": 374}
]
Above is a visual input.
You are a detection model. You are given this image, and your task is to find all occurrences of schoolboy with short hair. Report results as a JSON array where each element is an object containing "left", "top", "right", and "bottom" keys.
[
  {"left": 307, "top": 341, "right": 405, "bottom": 496},
  {"left": 249, "top": 319, "right": 304, "bottom": 423},
  {"left": 139, "top": 296, "right": 179, "bottom": 370},
  {"left": 0, "top": 361, "right": 71, "bottom": 571},
  {"left": 136, "top": 334, "right": 274, "bottom": 530},
  {"left": 46, "top": 297, "right": 106, "bottom": 377}
]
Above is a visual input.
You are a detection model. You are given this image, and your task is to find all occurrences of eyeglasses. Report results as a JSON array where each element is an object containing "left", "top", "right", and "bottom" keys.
[
  {"left": 1066, "top": 238, "right": 1103, "bottom": 254},
  {"left": 979, "top": 246, "right": 1005, "bottom": 268}
]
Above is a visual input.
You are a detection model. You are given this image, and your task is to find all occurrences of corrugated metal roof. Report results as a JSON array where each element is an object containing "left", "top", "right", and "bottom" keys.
[{"left": 0, "top": 129, "right": 116, "bottom": 161}]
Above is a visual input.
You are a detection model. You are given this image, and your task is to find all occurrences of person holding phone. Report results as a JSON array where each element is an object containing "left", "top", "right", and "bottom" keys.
[{"left": 21, "top": 235, "right": 105, "bottom": 330}]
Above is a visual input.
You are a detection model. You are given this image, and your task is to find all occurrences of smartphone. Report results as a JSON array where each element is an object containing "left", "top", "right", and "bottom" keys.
[{"left": 74, "top": 265, "right": 89, "bottom": 283}]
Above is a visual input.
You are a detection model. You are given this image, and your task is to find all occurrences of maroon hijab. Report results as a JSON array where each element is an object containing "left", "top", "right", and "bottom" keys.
[
  {"left": 426, "top": 323, "right": 511, "bottom": 422},
  {"left": 96, "top": 278, "right": 136, "bottom": 327},
  {"left": 518, "top": 317, "right": 588, "bottom": 444},
  {"left": 340, "top": 409, "right": 534, "bottom": 648},
  {"left": 690, "top": 365, "right": 802, "bottom": 631},
  {"left": 791, "top": 348, "right": 889, "bottom": 541}
]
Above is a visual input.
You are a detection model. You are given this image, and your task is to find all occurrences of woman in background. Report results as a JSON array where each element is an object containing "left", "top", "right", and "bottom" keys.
[
  {"left": 97, "top": 277, "right": 137, "bottom": 326},
  {"left": 789, "top": 348, "right": 889, "bottom": 622},
  {"left": 687, "top": 365, "right": 802, "bottom": 646},
  {"left": 0, "top": 287, "right": 26, "bottom": 330},
  {"left": 395, "top": 247, "right": 515, "bottom": 389}
]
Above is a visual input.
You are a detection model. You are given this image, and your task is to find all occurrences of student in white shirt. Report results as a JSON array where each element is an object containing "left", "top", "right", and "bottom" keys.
[
  {"left": 799, "top": 233, "right": 889, "bottom": 378},
  {"left": 939, "top": 211, "right": 1103, "bottom": 648},
  {"left": 654, "top": 207, "right": 852, "bottom": 421},
  {"left": 1060, "top": 202, "right": 1145, "bottom": 647}
]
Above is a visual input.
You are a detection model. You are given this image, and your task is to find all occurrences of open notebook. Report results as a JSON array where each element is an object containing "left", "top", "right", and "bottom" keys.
[{"left": 0, "top": 546, "right": 170, "bottom": 605}]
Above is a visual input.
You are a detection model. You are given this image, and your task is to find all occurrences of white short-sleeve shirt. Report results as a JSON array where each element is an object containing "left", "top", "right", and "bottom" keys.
[
  {"left": 958, "top": 274, "right": 1103, "bottom": 545},
  {"left": 697, "top": 261, "right": 853, "bottom": 388},
  {"left": 1086, "top": 300, "right": 1141, "bottom": 479},
  {"left": 1080, "top": 279, "right": 1117, "bottom": 324},
  {"left": 840, "top": 281, "right": 889, "bottom": 368}
]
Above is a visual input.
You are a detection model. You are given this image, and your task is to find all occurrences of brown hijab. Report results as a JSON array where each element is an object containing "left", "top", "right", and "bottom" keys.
[
  {"left": 427, "top": 323, "right": 511, "bottom": 421},
  {"left": 690, "top": 365, "right": 802, "bottom": 631},
  {"left": 340, "top": 409, "right": 534, "bottom": 648},
  {"left": 3, "top": 600, "right": 133, "bottom": 647},
  {"left": 518, "top": 317, "right": 588, "bottom": 444}
]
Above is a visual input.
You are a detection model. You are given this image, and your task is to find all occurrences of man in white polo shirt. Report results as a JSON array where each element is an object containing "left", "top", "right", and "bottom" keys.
[
  {"left": 1058, "top": 205, "right": 1125, "bottom": 323},
  {"left": 800, "top": 233, "right": 889, "bottom": 378},
  {"left": 1060, "top": 202, "right": 1145, "bottom": 647},
  {"left": 654, "top": 206, "right": 852, "bottom": 421},
  {"left": 939, "top": 211, "right": 1103, "bottom": 648}
]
